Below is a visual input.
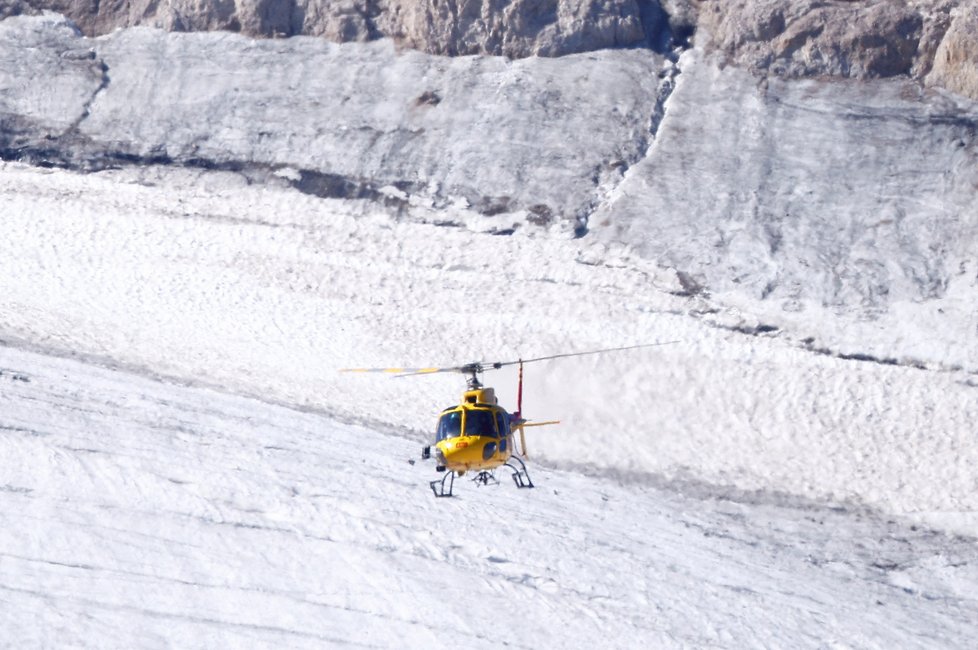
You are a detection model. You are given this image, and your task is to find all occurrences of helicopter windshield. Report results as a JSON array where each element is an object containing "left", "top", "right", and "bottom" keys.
[
  {"left": 464, "top": 409, "right": 498, "bottom": 438},
  {"left": 437, "top": 411, "right": 462, "bottom": 441}
]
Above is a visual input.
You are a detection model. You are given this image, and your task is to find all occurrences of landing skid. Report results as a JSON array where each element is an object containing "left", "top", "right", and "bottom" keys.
[
  {"left": 430, "top": 459, "right": 533, "bottom": 497},
  {"left": 430, "top": 471, "right": 455, "bottom": 497},
  {"left": 505, "top": 456, "right": 534, "bottom": 489}
]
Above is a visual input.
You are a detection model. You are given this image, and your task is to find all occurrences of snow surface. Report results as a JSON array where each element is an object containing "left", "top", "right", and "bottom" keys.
[{"left": 4, "top": 342, "right": 978, "bottom": 648}]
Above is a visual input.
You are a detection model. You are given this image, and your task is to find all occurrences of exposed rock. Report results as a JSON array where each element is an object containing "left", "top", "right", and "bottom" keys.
[
  {"left": 373, "top": 0, "right": 658, "bottom": 57},
  {"left": 910, "top": 0, "right": 956, "bottom": 78},
  {"left": 19, "top": 0, "right": 303, "bottom": 36},
  {"left": 6, "top": 0, "right": 976, "bottom": 98},
  {"left": 660, "top": 0, "right": 696, "bottom": 43},
  {"left": 5, "top": 0, "right": 668, "bottom": 57},
  {"left": 0, "top": 0, "right": 39, "bottom": 18},
  {"left": 698, "top": 0, "right": 940, "bottom": 78},
  {"left": 687, "top": 0, "right": 978, "bottom": 100},
  {"left": 927, "top": 1, "right": 978, "bottom": 99}
]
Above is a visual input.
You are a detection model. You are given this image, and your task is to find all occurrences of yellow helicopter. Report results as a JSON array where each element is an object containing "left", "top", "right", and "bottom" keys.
[{"left": 343, "top": 343, "right": 675, "bottom": 497}]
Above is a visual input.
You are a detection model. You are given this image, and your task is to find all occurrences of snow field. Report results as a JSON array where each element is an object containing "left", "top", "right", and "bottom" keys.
[
  {"left": 3, "top": 344, "right": 978, "bottom": 648},
  {"left": 1, "top": 162, "right": 977, "bottom": 534}
]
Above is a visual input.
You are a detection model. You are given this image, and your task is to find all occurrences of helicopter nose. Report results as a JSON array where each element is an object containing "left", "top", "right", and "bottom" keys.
[
  {"left": 442, "top": 442, "right": 465, "bottom": 459},
  {"left": 440, "top": 438, "right": 478, "bottom": 465}
]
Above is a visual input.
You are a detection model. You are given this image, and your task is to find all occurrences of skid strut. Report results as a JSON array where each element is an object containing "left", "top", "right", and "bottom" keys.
[
  {"left": 430, "top": 471, "right": 456, "bottom": 497},
  {"left": 505, "top": 456, "right": 534, "bottom": 489}
]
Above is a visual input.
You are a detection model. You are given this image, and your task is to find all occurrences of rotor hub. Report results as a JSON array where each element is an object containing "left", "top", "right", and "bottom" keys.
[{"left": 462, "top": 365, "right": 483, "bottom": 389}]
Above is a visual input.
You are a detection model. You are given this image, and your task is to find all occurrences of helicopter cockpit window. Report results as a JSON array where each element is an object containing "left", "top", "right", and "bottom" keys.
[
  {"left": 464, "top": 409, "right": 498, "bottom": 438},
  {"left": 495, "top": 411, "right": 510, "bottom": 438},
  {"left": 437, "top": 411, "right": 462, "bottom": 441}
]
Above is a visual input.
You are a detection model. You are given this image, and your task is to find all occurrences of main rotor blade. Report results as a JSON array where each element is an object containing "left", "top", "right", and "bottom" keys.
[
  {"left": 342, "top": 342, "right": 679, "bottom": 378},
  {"left": 488, "top": 341, "right": 680, "bottom": 368},
  {"left": 341, "top": 364, "right": 479, "bottom": 378},
  {"left": 340, "top": 366, "right": 456, "bottom": 375},
  {"left": 391, "top": 367, "right": 465, "bottom": 378}
]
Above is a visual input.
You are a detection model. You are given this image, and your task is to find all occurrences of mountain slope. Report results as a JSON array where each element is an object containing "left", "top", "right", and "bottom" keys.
[
  {"left": 3, "top": 14, "right": 975, "bottom": 374},
  {"left": 2, "top": 161, "right": 977, "bottom": 533},
  {"left": 4, "top": 343, "right": 978, "bottom": 648}
]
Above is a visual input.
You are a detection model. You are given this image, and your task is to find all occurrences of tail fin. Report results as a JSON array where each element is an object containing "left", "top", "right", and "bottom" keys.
[{"left": 512, "top": 359, "right": 559, "bottom": 457}]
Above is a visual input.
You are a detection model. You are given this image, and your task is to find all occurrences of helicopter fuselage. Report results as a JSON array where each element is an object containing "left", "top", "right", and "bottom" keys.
[{"left": 431, "top": 387, "right": 517, "bottom": 475}]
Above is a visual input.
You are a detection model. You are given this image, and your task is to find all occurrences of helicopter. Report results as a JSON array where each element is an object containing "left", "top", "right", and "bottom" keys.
[{"left": 342, "top": 342, "right": 676, "bottom": 497}]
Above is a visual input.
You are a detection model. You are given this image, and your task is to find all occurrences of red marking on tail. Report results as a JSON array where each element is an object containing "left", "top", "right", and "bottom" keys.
[{"left": 516, "top": 359, "right": 523, "bottom": 418}]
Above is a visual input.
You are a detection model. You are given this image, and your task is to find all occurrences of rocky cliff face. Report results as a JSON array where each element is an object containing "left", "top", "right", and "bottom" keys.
[
  {"left": 2, "top": 0, "right": 670, "bottom": 56},
  {"left": 7, "top": 1, "right": 978, "bottom": 98},
  {"left": 379, "top": 0, "right": 671, "bottom": 56},
  {"left": 693, "top": 0, "right": 978, "bottom": 102},
  {"left": 927, "top": 2, "right": 978, "bottom": 99},
  {"left": 698, "top": 1, "right": 946, "bottom": 77}
]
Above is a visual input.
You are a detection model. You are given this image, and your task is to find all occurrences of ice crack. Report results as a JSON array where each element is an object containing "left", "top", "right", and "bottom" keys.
[
  {"left": 574, "top": 49, "right": 685, "bottom": 237},
  {"left": 63, "top": 55, "right": 110, "bottom": 137}
]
